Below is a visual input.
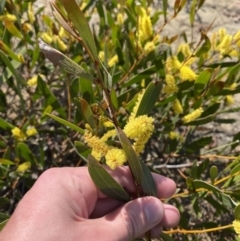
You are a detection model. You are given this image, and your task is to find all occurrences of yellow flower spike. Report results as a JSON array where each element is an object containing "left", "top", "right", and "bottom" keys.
[
  {"left": 100, "top": 129, "right": 117, "bottom": 142},
  {"left": 169, "top": 131, "right": 180, "bottom": 140},
  {"left": 98, "top": 51, "right": 105, "bottom": 62},
  {"left": 124, "top": 115, "right": 154, "bottom": 139},
  {"left": 26, "top": 126, "right": 38, "bottom": 137},
  {"left": 225, "top": 95, "right": 234, "bottom": 106},
  {"left": 59, "top": 27, "right": 67, "bottom": 39},
  {"left": 139, "top": 15, "right": 153, "bottom": 42},
  {"left": 182, "top": 107, "right": 203, "bottom": 123},
  {"left": 108, "top": 55, "right": 118, "bottom": 67},
  {"left": 233, "top": 30, "right": 240, "bottom": 47},
  {"left": 228, "top": 83, "right": 237, "bottom": 91},
  {"left": 0, "top": 14, "right": 17, "bottom": 22},
  {"left": 16, "top": 162, "right": 31, "bottom": 173},
  {"left": 162, "top": 74, "right": 178, "bottom": 95},
  {"left": 166, "top": 56, "right": 181, "bottom": 73},
  {"left": 217, "top": 35, "right": 232, "bottom": 55},
  {"left": 84, "top": 130, "right": 110, "bottom": 160},
  {"left": 129, "top": 90, "right": 145, "bottom": 121},
  {"left": 117, "top": 13, "right": 124, "bottom": 25},
  {"left": 27, "top": 75, "right": 38, "bottom": 87},
  {"left": 173, "top": 99, "right": 183, "bottom": 114},
  {"left": 55, "top": 36, "right": 67, "bottom": 51},
  {"left": 105, "top": 149, "right": 127, "bottom": 170},
  {"left": 28, "top": 3, "right": 35, "bottom": 23},
  {"left": 18, "top": 54, "right": 25, "bottom": 63},
  {"left": 40, "top": 32, "right": 53, "bottom": 44},
  {"left": 217, "top": 28, "right": 226, "bottom": 43},
  {"left": 11, "top": 127, "right": 26, "bottom": 141},
  {"left": 133, "top": 131, "right": 152, "bottom": 155},
  {"left": 179, "top": 66, "right": 197, "bottom": 81},
  {"left": 233, "top": 220, "right": 240, "bottom": 235},
  {"left": 178, "top": 43, "right": 191, "bottom": 57},
  {"left": 210, "top": 32, "right": 217, "bottom": 51},
  {"left": 22, "top": 23, "right": 32, "bottom": 33},
  {"left": 144, "top": 41, "right": 155, "bottom": 54}
]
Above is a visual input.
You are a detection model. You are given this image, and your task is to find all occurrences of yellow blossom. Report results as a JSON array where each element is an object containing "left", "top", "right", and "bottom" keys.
[
  {"left": 178, "top": 43, "right": 192, "bottom": 57},
  {"left": 182, "top": 107, "right": 203, "bottom": 123},
  {"left": 228, "top": 83, "right": 237, "bottom": 90},
  {"left": 173, "top": 99, "right": 183, "bottom": 114},
  {"left": 133, "top": 131, "right": 152, "bottom": 155},
  {"left": 217, "top": 35, "right": 232, "bottom": 55},
  {"left": 11, "top": 127, "right": 26, "bottom": 141},
  {"left": 100, "top": 129, "right": 117, "bottom": 142},
  {"left": 169, "top": 131, "right": 180, "bottom": 140},
  {"left": 28, "top": 3, "right": 35, "bottom": 23},
  {"left": 124, "top": 115, "right": 154, "bottom": 139},
  {"left": 41, "top": 32, "right": 53, "bottom": 44},
  {"left": 105, "top": 149, "right": 127, "bottom": 170},
  {"left": 225, "top": 95, "right": 234, "bottom": 106},
  {"left": 59, "top": 27, "right": 67, "bottom": 39},
  {"left": 16, "top": 162, "right": 31, "bottom": 173},
  {"left": 229, "top": 49, "right": 239, "bottom": 57},
  {"left": 55, "top": 36, "right": 67, "bottom": 51},
  {"left": 27, "top": 75, "right": 38, "bottom": 87},
  {"left": 233, "top": 30, "right": 240, "bottom": 47},
  {"left": 163, "top": 74, "right": 178, "bottom": 95},
  {"left": 117, "top": 13, "right": 124, "bottom": 25},
  {"left": 144, "top": 41, "right": 155, "bottom": 54},
  {"left": 179, "top": 66, "right": 197, "bottom": 81},
  {"left": 218, "top": 28, "right": 226, "bottom": 43},
  {"left": 166, "top": 56, "right": 181, "bottom": 73},
  {"left": 22, "top": 23, "right": 32, "bottom": 33},
  {"left": 0, "top": 14, "right": 17, "bottom": 22},
  {"left": 18, "top": 54, "right": 25, "bottom": 63},
  {"left": 108, "top": 55, "right": 118, "bottom": 67},
  {"left": 26, "top": 126, "right": 38, "bottom": 137},
  {"left": 233, "top": 220, "right": 240, "bottom": 235},
  {"left": 84, "top": 130, "right": 110, "bottom": 160},
  {"left": 129, "top": 90, "right": 144, "bottom": 121},
  {"left": 139, "top": 15, "right": 153, "bottom": 42},
  {"left": 98, "top": 51, "right": 105, "bottom": 62}
]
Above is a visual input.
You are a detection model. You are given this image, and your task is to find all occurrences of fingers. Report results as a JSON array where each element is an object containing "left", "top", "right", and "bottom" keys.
[
  {"left": 107, "top": 166, "right": 176, "bottom": 199},
  {"left": 95, "top": 196, "right": 164, "bottom": 241}
]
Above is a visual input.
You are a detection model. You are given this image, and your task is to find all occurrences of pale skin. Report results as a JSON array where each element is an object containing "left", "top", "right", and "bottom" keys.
[{"left": 0, "top": 167, "right": 180, "bottom": 241}]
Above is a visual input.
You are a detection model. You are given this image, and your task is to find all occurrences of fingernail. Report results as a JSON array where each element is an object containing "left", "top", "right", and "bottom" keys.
[{"left": 144, "top": 198, "right": 163, "bottom": 223}]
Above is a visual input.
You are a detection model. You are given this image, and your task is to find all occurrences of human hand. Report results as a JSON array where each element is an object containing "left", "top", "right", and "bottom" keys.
[{"left": 0, "top": 167, "right": 179, "bottom": 241}]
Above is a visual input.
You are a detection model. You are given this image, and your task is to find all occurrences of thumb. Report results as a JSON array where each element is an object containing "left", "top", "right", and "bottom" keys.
[{"left": 104, "top": 196, "right": 164, "bottom": 241}]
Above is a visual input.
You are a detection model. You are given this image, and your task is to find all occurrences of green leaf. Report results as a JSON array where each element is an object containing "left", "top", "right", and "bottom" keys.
[
  {"left": 201, "top": 102, "right": 221, "bottom": 118},
  {"left": 117, "top": 127, "right": 143, "bottom": 185},
  {"left": 0, "top": 159, "right": 15, "bottom": 165},
  {"left": 189, "top": 0, "right": 197, "bottom": 26},
  {"left": 230, "top": 163, "right": 240, "bottom": 175},
  {"left": 140, "top": 161, "right": 157, "bottom": 196},
  {"left": 88, "top": 155, "right": 131, "bottom": 202},
  {"left": 197, "top": 0, "right": 206, "bottom": 9},
  {"left": 195, "top": 34, "right": 211, "bottom": 57},
  {"left": 78, "top": 77, "right": 95, "bottom": 104},
  {"left": 194, "top": 69, "right": 212, "bottom": 96},
  {"left": 0, "top": 51, "right": 25, "bottom": 113},
  {"left": 80, "top": 98, "right": 96, "bottom": 130},
  {"left": 50, "top": 2, "right": 78, "bottom": 38},
  {"left": 231, "top": 132, "right": 240, "bottom": 150},
  {"left": 16, "top": 143, "right": 37, "bottom": 166},
  {"left": 33, "top": 76, "right": 66, "bottom": 118},
  {"left": 160, "top": 233, "right": 175, "bottom": 241},
  {"left": 191, "top": 160, "right": 198, "bottom": 179},
  {"left": 162, "top": 0, "right": 168, "bottom": 22},
  {"left": 193, "top": 180, "right": 219, "bottom": 193},
  {"left": 210, "top": 166, "right": 218, "bottom": 184},
  {"left": 174, "top": 0, "right": 181, "bottom": 13},
  {"left": 110, "top": 89, "right": 118, "bottom": 110},
  {"left": 38, "top": 38, "right": 94, "bottom": 81},
  {"left": 60, "top": 0, "right": 98, "bottom": 61},
  {"left": 0, "top": 219, "right": 8, "bottom": 231},
  {"left": 46, "top": 113, "right": 84, "bottom": 134},
  {"left": 185, "top": 136, "right": 212, "bottom": 154},
  {"left": 135, "top": 81, "right": 162, "bottom": 117},
  {"left": 0, "top": 117, "right": 14, "bottom": 130},
  {"left": 184, "top": 115, "right": 215, "bottom": 125},
  {"left": 235, "top": 204, "right": 240, "bottom": 220}
]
